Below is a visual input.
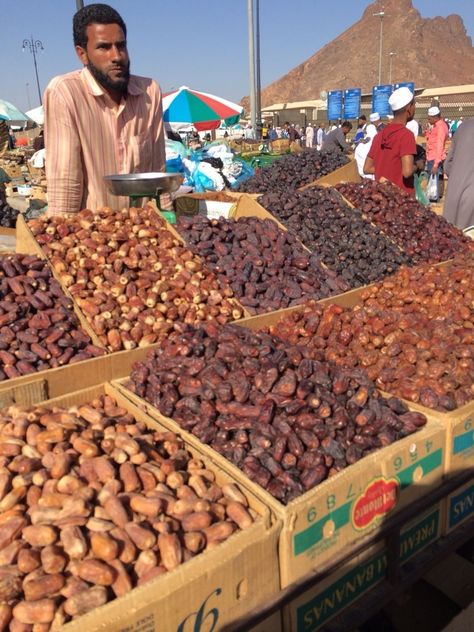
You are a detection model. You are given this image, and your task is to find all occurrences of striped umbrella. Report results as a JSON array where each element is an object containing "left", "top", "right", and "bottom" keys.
[{"left": 163, "top": 86, "right": 243, "bottom": 132}]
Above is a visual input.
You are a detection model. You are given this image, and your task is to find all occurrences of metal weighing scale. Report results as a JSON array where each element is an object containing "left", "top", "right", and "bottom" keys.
[{"left": 103, "top": 172, "right": 182, "bottom": 224}]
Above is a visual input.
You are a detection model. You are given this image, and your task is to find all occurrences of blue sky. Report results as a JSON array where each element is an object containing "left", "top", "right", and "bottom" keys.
[{"left": 1, "top": 0, "right": 473, "bottom": 112}]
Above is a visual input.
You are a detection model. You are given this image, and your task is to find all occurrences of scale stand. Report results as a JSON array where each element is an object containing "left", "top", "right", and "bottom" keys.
[
  {"left": 128, "top": 191, "right": 176, "bottom": 224},
  {"left": 103, "top": 172, "right": 182, "bottom": 224}
]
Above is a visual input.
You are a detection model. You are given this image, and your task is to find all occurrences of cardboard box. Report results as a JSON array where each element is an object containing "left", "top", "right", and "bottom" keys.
[
  {"left": 444, "top": 478, "right": 474, "bottom": 535},
  {"left": 3, "top": 163, "right": 23, "bottom": 179},
  {"left": 27, "top": 163, "right": 45, "bottom": 180},
  {"left": 30, "top": 184, "right": 47, "bottom": 202},
  {"left": 115, "top": 378, "right": 445, "bottom": 588},
  {"left": 283, "top": 543, "right": 385, "bottom": 632},
  {"left": 174, "top": 191, "right": 239, "bottom": 217},
  {"left": 230, "top": 193, "right": 296, "bottom": 235},
  {"left": 16, "top": 212, "right": 249, "bottom": 343},
  {"left": 0, "top": 344, "right": 157, "bottom": 407},
  {"left": 398, "top": 501, "right": 443, "bottom": 564},
  {"left": 235, "top": 277, "right": 472, "bottom": 481},
  {"left": 16, "top": 215, "right": 105, "bottom": 348},
  {"left": 248, "top": 611, "right": 283, "bottom": 632},
  {"left": 36, "top": 382, "right": 281, "bottom": 632},
  {"left": 283, "top": 502, "right": 442, "bottom": 632},
  {"left": 174, "top": 192, "right": 288, "bottom": 230},
  {"left": 299, "top": 159, "right": 361, "bottom": 191},
  {"left": 397, "top": 399, "right": 474, "bottom": 478}
]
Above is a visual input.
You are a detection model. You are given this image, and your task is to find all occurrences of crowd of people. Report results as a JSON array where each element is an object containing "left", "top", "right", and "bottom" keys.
[
  {"left": 2, "top": 2, "right": 472, "bottom": 232},
  {"left": 244, "top": 86, "right": 471, "bottom": 230}
]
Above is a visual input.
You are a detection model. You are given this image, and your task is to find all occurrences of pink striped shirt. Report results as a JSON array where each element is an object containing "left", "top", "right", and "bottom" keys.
[{"left": 44, "top": 66, "right": 165, "bottom": 215}]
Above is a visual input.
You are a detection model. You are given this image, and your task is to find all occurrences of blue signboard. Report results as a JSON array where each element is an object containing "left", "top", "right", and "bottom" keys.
[
  {"left": 328, "top": 90, "right": 343, "bottom": 121},
  {"left": 372, "top": 84, "right": 393, "bottom": 116},
  {"left": 343, "top": 88, "right": 361, "bottom": 119},
  {"left": 394, "top": 82, "right": 415, "bottom": 93}
]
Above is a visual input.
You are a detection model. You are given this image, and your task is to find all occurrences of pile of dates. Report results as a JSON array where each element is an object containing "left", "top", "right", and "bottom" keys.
[
  {"left": 28, "top": 205, "right": 243, "bottom": 352},
  {"left": 128, "top": 322, "right": 426, "bottom": 504},
  {"left": 176, "top": 215, "right": 350, "bottom": 314},
  {"left": 259, "top": 187, "right": 412, "bottom": 287},
  {"left": 236, "top": 149, "right": 349, "bottom": 193},
  {"left": 267, "top": 261, "right": 474, "bottom": 412},
  {"left": 0, "top": 254, "right": 105, "bottom": 380},
  {"left": 0, "top": 204, "right": 19, "bottom": 228},
  {"left": 0, "top": 395, "right": 253, "bottom": 628},
  {"left": 336, "top": 180, "right": 474, "bottom": 263}
]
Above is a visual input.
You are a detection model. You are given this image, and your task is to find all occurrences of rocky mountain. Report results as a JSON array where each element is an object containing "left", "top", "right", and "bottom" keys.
[{"left": 244, "top": 0, "right": 474, "bottom": 108}]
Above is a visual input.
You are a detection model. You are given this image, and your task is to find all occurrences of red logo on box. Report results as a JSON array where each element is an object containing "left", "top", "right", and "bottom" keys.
[{"left": 352, "top": 477, "right": 399, "bottom": 530}]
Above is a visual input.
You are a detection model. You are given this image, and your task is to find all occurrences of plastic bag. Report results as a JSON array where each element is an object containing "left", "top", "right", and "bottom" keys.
[
  {"left": 427, "top": 174, "right": 439, "bottom": 201},
  {"left": 228, "top": 158, "right": 255, "bottom": 188},
  {"left": 414, "top": 172, "right": 430, "bottom": 206},
  {"left": 166, "top": 155, "right": 185, "bottom": 174}
]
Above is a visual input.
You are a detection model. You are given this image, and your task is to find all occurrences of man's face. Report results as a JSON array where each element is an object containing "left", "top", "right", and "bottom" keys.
[
  {"left": 428, "top": 115, "right": 437, "bottom": 125},
  {"left": 76, "top": 23, "right": 130, "bottom": 94}
]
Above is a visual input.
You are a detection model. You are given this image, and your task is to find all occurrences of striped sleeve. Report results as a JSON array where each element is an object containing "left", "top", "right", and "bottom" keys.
[
  {"left": 44, "top": 81, "right": 84, "bottom": 215},
  {"left": 149, "top": 81, "right": 166, "bottom": 172}
]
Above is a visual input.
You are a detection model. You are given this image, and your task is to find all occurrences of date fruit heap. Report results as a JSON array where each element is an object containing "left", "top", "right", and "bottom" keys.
[
  {"left": 176, "top": 215, "right": 350, "bottom": 315},
  {"left": 28, "top": 206, "right": 243, "bottom": 352},
  {"left": 336, "top": 180, "right": 474, "bottom": 264},
  {"left": 258, "top": 187, "right": 412, "bottom": 287},
  {"left": 236, "top": 149, "right": 349, "bottom": 193},
  {"left": 128, "top": 322, "right": 426, "bottom": 505},
  {"left": 0, "top": 254, "right": 105, "bottom": 380},
  {"left": 0, "top": 395, "right": 253, "bottom": 628},
  {"left": 266, "top": 260, "right": 474, "bottom": 412}
]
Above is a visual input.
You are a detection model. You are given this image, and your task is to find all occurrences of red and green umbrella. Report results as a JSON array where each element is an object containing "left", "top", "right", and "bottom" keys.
[{"left": 162, "top": 86, "right": 243, "bottom": 132}]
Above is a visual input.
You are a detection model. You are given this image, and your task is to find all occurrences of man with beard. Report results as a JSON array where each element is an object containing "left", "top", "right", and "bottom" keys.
[{"left": 44, "top": 4, "right": 165, "bottom": 215}]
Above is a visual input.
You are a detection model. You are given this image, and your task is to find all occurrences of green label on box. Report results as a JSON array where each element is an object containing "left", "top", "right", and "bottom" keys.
[
  {"left": 399, "top": 508, "right": 439, "bottom": 563},
  {"left": 453, "top": 429, "right": 474, "bottom": 456},
  {"left": 294, "top": 508, "right": 440, "bottom": 631},
  {"left": 293, "top": 449, "right": 442, "bottom": 557},
  {"left": 296, "top": 552, "right": 387, "bottom": 631},
  {"left": 449, "top": 483, "right": 474, "bottom": 529}
]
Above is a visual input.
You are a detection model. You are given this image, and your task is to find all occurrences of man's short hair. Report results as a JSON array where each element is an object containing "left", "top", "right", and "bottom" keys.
[
  {"left": 342, "top": 121, "right": 353, "bottom": 130},
  {"left": 358, "top": 115, "right": 367, "bottom": 121},
  {"left": 73, "top": 3, "right": 127, "bottom": 48}
]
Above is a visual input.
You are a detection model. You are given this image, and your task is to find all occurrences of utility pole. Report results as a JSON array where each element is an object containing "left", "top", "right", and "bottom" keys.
[
  {"left": 255, "top": 0, "right": 261, "bottom": 139},
  {"left": 76, "top": 1, "right": 84, "bottom": 10},
  {"left": 247, "top": 0, "right": 257, "bottom": 131},
  {"left": 389, "top": 51, "right": 396, "bottom": 84},
  {"left": 22, "top": 36, "right": 44, "bottom": 106},
  {"left": 373, "top": 10, "right": 385, "bottom": 85}
]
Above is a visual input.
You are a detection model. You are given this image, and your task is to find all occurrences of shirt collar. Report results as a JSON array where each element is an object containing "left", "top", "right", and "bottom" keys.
[{"left": 80, "top": 66, "right": 144, "bottom": 97}]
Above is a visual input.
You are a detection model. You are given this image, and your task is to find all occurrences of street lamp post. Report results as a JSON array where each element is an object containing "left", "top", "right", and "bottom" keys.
[
  {"left": 389, "top": 51, "right": 396, "bottom": 84},
  {"left": 373, "top": 10, "right": 385, "bottom": 85},
  {"left": 22, "top": 36, "right": 44, "bottom": 106}
]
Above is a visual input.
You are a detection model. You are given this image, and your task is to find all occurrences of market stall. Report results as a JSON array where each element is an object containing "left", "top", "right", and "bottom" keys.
[{"left": 0, "top": 118, "right": 472, "bottom": 632}]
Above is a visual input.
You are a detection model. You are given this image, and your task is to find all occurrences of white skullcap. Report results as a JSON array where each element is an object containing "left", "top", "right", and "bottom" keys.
[
  {"left": 388, "top": 86, "right": 414, "bottom": 112},
  {"left": 428, "top": 106, "right": 440, "bottom": 116},
  {"left": 369, "top": 112, "right": 381, "bottom": 122}
]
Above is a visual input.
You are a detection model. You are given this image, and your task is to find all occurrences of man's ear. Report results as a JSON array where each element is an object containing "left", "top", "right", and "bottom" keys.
[{"left": 75, "top": 45, "right": 88, "bottom": 66}]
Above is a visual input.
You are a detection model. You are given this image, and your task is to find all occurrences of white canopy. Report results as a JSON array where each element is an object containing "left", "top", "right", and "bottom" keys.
[{"left": 25, "top": 105, "right": 44, "bottom": 126}]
